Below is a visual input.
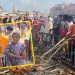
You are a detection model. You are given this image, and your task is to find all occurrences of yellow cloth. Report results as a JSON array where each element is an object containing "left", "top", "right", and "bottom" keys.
[
  {"left": 0, "top": 34, "right": 8, "bottom": 67},
  {"left": 0, "top": 34, "right": 8, "bottom": 55},
  {"left": 21, "top": 30, "right": 26, "bottom": 38},
  {"left": 62, "top": 40, "right": 68, "bottom": 52}
]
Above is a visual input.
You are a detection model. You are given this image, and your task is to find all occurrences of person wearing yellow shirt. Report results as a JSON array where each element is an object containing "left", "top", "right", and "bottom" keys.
[
  {"left": 0, "top": 34, "right": 9, "bottom": 67},
  {"left": 0, "top": 35, "right": 8, "bottom": 55},
  {"left": 0, "top": 26, "right": 13, "bottom": 67}
]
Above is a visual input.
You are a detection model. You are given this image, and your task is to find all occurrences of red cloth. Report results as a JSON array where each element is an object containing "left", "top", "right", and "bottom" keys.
[{"left": 60, "top": 29, "right": 68, "bottom": 37}]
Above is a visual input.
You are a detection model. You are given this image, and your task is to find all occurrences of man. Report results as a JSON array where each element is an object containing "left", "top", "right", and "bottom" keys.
[
  {"left": 0, "top": 32, "right": 9, "bottom": 67},
  {"left": 5, "top": 26, "right": 13, "bottom": 43},
  {"left": 3, "top": 17, "right": 8, "bottom": 23},
  {"left": 53, "top": 16, "right": 60, "bottom": 44},
  {"left": 66, "top": 23, "right": 75, "bottom": 65},
  {"left": 67, "top": 24, "right": 75, "bottom": 37}
]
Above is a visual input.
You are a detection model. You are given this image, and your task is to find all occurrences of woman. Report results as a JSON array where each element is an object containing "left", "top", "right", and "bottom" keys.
[{"left": 4, "top": 32, "right": 26, "bottom": 66}]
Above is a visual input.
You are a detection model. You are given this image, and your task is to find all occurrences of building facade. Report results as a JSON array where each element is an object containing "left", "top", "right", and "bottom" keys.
[
  {"left": 0, "top": 6, "right": 6, "bottom": 14},
  {"left": 50, "top": 4, "right": 75, "bottom": 18}
]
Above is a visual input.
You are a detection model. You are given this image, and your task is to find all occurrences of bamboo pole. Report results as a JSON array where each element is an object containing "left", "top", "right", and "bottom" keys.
[{"left": 41, "top": 37, "right": 66, "bottom": 58}]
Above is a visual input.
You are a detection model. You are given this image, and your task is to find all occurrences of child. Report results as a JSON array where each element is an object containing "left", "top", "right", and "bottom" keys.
[{"left": 4, "top": 32, "right": 26, "bottom": 66}]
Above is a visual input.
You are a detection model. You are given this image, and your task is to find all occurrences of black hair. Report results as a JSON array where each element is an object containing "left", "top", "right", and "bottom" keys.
[
  {"left": 6, "top": 26, "right": 13, "bottom": 31},
  {"left": 12, "top": 32, "right": 20, "bottom": 38}
]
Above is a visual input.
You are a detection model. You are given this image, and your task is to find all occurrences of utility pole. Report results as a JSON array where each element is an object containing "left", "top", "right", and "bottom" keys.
[{"left": 13, "top": 0, "right": 15, "bottom": 13}]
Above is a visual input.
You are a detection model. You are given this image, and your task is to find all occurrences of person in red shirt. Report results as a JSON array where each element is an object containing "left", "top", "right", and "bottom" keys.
[
  {"left": 66, "top": 23, "right": 75, "bottom": 65},
  {"left": 67, "top": 24, "right": 75, "bottom": 37}
]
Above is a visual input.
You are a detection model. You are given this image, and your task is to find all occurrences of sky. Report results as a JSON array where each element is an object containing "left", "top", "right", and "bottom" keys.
[{"left": 0, "top": 0, "right": 75, "bottom": 14}]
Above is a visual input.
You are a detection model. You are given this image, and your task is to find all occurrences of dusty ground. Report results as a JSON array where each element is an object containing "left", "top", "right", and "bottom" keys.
[
  {"left": 0, "top": 48, "right": 75, "bottom": 75},
  {"left": 0, "top": 56, "right": 75, "bottom": 75}
]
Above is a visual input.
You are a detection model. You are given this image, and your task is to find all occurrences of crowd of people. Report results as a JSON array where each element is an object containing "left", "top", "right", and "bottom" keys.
[
  {"left": 0, "top": 14, "right": 75, "bottom": 67},
  {"left": 0, "top": 15, "right": 32, "bottom": 67},
  {"left": 32, "top": 14, "right": 75, "bottom": 65}
]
